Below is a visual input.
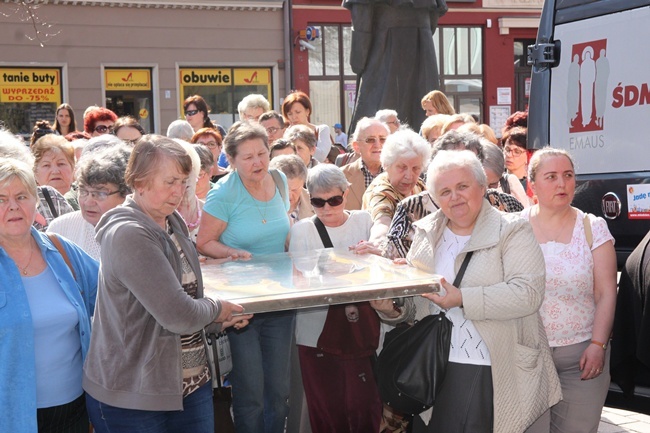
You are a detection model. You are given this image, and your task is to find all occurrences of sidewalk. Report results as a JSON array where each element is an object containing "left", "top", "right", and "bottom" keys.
[{"left": 600, "top": 407, "right": 650, "bottom": 432}]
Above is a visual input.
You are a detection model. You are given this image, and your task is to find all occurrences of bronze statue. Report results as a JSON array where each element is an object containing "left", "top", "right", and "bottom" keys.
[{"left": 344, "top": 0, "right": 448, "bottom": 133}]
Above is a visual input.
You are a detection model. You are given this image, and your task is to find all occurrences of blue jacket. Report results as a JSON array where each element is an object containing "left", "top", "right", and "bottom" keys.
[{"left": 0, "top": 228, "right": 98, "bottom": 433}]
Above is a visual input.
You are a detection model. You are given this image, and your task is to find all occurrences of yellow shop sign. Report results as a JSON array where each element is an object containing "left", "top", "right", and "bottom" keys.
[
  {"left": 0, "top": 68, "right": 62, "bottom": 103},
  {"left": 105, "top": 69, "right": 151, "bottom": 91}
]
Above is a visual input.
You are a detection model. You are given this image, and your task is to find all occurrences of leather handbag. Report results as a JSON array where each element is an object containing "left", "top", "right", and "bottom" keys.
[
  {"left": 207, "top": 332, "right": 235, "bottom": 433},
  {"left": 376, "top": 251, "right": 473, "bottom": 416}
]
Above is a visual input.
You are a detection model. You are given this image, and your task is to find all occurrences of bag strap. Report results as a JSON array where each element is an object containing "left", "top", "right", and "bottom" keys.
[
  {"left": 312, "top": 216, "right": 334, "bottom": 248},
  {"left": 208, "top": 332, "right": 225, "bottom": 388},
  {"left": 269, "top": 169, "right": 287, "bottom": 204},
  {"left": 583, "top": 213, "right": 593, "bottom": 250},
  {"left": 47, "top": 233, "right": 77, "bottom": 281},
  {"left": 41, "top": 187, "right": 59, "bottom": 219},
  {"left": 453, "top": 251, "right": 473, "bottom": 288}
]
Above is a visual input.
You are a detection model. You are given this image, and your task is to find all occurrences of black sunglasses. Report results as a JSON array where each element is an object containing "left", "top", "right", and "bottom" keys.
[
  {"left": 94, "top": 124, "right": 114, "bottom": 134},
  {"left": 310, "top": 195, "right": 344, "bottom": 208},
  {"left": 185, "top": 109, "right": 200, "bottom": 117}
]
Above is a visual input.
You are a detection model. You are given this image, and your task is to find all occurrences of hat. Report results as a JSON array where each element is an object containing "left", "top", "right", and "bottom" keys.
[{"left": 334, "top": 123, "right": 342, "bottom": 129}]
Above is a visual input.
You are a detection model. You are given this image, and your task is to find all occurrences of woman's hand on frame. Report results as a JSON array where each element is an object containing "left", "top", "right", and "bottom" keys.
[{"left": 421, "top": 277, "right": 463, "bottom": 310}]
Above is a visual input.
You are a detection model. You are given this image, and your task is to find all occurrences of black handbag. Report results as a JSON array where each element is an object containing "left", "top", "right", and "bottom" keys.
[
  {"left": 207, "top": 333, "right": 235, "bottom": 433},
  {"left": 376, "top": 251, "right": 473, "bottom": 416}
]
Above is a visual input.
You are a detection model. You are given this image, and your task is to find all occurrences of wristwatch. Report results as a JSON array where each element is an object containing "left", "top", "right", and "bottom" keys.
[{"left": 591, "top": 339, "right": 608, "bottom": 350}]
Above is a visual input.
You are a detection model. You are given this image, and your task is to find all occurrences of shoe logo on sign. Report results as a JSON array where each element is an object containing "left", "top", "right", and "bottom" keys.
[{"left": 567, "top": 39, "right": 608, "bottom": 133}]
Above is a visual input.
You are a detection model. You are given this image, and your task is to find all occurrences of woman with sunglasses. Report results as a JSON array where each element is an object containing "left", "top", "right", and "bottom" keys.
[
  {"left": 363, "top": 128, "right": 430, "bottom": 246},
  {"left": 288, "top": 163, "right": 383, "bottom": 433},
  {"left": 83, "top": 107, "right": 118, "bottom": 138},
  {"left": 183, "top": 95, "right": 216, "bottom": 132}
]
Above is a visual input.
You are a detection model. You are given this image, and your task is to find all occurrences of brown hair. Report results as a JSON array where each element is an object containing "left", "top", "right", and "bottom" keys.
[
  {"left": 501, "top": 126, "right": 527, "bottom": 149},
  {"left": 183, "top": 95, "right": 215, "bottom": 129},
  {"left": 31, "top": 134, "right": 75, "bottom": 169},
  {"left": 281, "top": 91, "right": 312, "bottom": 123},
  {"left": 52, "top": 103, "right": 77, "bottom": 135},
  {"left": 125, "top": 134, "right": 192, "bottom": 189},
  {"left": 190, "top": 127, "right": 222, "bottom": 147},
  {"left": 421, "top": 90, "right": 455, "bottom": 115},
  {"left": 113, "top": 116, "right": 145, "bottom": 136},
  {"left": 223, "top": 121, "right": 268, "bottom": 159}
]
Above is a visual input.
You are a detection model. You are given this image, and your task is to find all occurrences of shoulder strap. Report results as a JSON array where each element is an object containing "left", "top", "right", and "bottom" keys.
[
  {"left": 47, "top": 233, "right": 77, "bottom": 281},
  {"left": 583, "top": 213, "right": 593, "bottom": 249},
  {"left": 453, "top": 251, "right": 473, "bottom": 287},
  {"left": 41, "top": 187, "right": 59, "bottom": 219},
  {"left": 208, "top": 332, "right": 224, "bottom": 388},
  {"left": 269, "top": 169, "right": 287, "bottom": 203},
  {"left": 312, "top": 216, "right": 334, "bottom": 248}
]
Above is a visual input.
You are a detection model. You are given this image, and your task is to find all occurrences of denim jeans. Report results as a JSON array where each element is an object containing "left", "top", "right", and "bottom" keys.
[
  {"left": 227, "top": 310, "right": 296, "bottom": 433},
  {"left": 86, "top": 383, "right": 213, "bottom": 433}
]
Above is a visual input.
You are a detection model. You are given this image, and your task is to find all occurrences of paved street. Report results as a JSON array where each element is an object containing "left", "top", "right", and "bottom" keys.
[{"left": 600, "top": 407, "right": 650, "bottom": 433}]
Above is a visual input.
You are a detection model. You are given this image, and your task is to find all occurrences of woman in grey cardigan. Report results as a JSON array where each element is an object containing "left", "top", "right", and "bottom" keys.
[
  {"left": 83, "top": 135, "right": 251, "bottom": 433},
  {"left": 374, "top": 150, "right": 561, "bottom": 433}
]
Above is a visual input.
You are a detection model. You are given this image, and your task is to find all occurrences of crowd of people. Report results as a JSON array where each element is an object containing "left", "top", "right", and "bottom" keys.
[{"left": 0, "top": 88, "right": 621, "bottom": 433}]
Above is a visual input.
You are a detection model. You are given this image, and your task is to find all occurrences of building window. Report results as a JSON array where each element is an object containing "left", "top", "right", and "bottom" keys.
[
  {"left": 308, "top": 24, "right": 354, "bottom": 134},
  {"left": 178, "top": 67, "right": 274, "bottom": 129},
  {"left": 436, "top": 26, "right": 483, "bottom": 121},
  {"left": 104, "top": 67, "right": 155, "bottom": 133},
  {"left": 0, "top": 66, "right": 64, "bottom": 135}
]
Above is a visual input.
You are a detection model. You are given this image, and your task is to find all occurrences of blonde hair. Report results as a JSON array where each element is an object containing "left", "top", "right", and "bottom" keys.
[{"left": 421, "top": 90, "right": 455, "bottom": 115}]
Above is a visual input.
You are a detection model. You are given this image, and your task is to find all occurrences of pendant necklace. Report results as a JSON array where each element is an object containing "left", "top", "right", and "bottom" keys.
[
  {"left": 18, "top": 244, "right": 34, "bottom": 276},
  {"left": 243, "top": 177, "right": 269, "bottom": 224}
]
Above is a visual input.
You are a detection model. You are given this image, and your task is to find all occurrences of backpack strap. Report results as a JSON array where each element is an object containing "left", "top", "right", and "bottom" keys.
[
  {"left": 41, "top": 187, "right": 59, "bottom": 219},
  {"left": 47, "top": 233, "right": 77, "bottom": 281},
  {"left": 269, "top": 169, "right": 287, "bottom": 203},
  {"left": 583, "top": 213, "right": 593, "bottom": 250}
]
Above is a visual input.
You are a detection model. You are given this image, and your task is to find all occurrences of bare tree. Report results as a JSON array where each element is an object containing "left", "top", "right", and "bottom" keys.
[{"left": 1, "top": 0, "right": 60, "bottom": 47}]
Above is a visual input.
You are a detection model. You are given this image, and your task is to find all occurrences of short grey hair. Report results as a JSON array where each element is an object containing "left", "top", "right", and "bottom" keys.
[
  {"left": 352, "top": 117, "right": 388, "bottom": 142},
  {"left": 306, "top": 163, "right": 350, "bottom": 196},
  {"left": 238, "top": 94, "right": 271, "bottom": 120},
  {"left": 269, "top": 154, "right": 308, "bottom": 182},
  {"left": 481, "top": 141, "right": 506, "bottom": 177},
  {"left": 0, "top": 128, "right": 34, "bottom": 166},
  {"left": 76, "top": 144, "right": 132, "bottom": 197},
  {"left": 375, "top": 109, "right": 398, "bottom": 123},
  {"left": 166, "top": 120, "right": 194, "bottom": 141},
  {"left": 192, "top": 144, "right": 214, "bottom": 173},
  {"left": 432, "top": 130, "right": 484, "bottom": 162},
  {"left": 224, "top": 121, "right": 269, "bottom": 159},
  {"left": 284, "top": 124, "right": 316, "bottom": 150},
  {"left": 80, "top": 134, "right": 123, "bottom": 157},
  {"left": 380, "top": 129, "right": 431, "bottom": 169},
  {"left": 426, "top": 150, "right": 487, "bottom": 201},
  {"left": 0, "top": 157, "right": 38, "bottom": 199}
]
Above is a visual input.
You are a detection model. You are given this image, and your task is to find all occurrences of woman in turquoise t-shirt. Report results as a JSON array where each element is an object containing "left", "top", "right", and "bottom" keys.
[{"left": 197, "top": 121, "right": 293, "bottom": 433}]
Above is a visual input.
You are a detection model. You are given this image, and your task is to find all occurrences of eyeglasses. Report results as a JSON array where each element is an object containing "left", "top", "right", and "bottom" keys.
[
  {"left": 503, "top": 146, "right": 526, "bottom": 156},
  {"left": 265, "top": 127, "right": 281, "bottom": 135},
  {"left": 386, "top": 120, "right": 400, "bottom": 126},
  {"left": 185, "top": 109, "right": 199, "bottom": 117},
  {"left": 364, "top": 136, "right": 388, "bottom": 145},
  {"left": 310, "top": 195, "right": 344, "bottom": 208},
  {"left": 200, "top": 141, "right": 220, "bottom": 149},
  {"left": 94, "top": 125, "right": 114, "bottom": 134},
  {"left": 78, "top": 188, "right": 121, "bottom": 201}
]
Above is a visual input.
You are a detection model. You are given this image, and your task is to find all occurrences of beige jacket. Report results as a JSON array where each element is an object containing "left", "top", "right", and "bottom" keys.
[
  {"left": 406, "top": 200, "right": 561, "bottom": 433},
  {"left": 341, "top": 158, "right": 366, "bottom": 211}
]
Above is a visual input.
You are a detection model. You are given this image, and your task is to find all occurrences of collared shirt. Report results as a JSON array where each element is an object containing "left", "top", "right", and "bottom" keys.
[{"left": 360, "top": 160, "right": 383, "bottom": 189}]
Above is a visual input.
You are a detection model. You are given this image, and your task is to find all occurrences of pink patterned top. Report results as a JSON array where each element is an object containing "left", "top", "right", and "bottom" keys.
[{"left": 521, "top": 209, "right": 614, "bottom": 347}]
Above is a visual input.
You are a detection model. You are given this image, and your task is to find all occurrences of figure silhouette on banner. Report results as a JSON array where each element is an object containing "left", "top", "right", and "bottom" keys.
[
  {"left": 568, "top": 44, "right": 609, "bottom": 131},
  {"left": 594, "top": 48, "right": 610, "bottom": 128}
]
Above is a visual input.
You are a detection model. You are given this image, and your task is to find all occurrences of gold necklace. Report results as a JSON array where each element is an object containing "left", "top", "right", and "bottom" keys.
[
  {"left": 18, "top": 244, "right": 34, "bottom": 275},
  {"left": 242, "top": 177, "right": 270, "bottom": 224}
]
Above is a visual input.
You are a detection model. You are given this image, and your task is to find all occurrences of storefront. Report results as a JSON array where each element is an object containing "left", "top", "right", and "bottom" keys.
[
  {"left": 0, "top": 0, "right": 286, "bottom": 136},
  {"left": 0, "top": 66, "right": 65, "bottom": 135},
  {"left": 178, "top": 66, "right": 278, "bottom": 129}
]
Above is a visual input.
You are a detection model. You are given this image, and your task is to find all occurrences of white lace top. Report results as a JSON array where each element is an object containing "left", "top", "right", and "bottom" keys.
[
  {"left": 521, "top": 208, "right": 614, "bottom": 347},
  {"left": 433, "top": 227, "right": 491, "bottom": 366}
]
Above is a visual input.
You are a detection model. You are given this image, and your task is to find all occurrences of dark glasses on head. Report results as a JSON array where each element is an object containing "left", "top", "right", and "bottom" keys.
[
  {"left": 94, "top": 125, "right": 114, "bottom": 134},
  {"left": 310, "top": 195, "right": 344, "bottom": 208},
  {"left": 185, "top": 109, "right": 199, "bottom": 117}
]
